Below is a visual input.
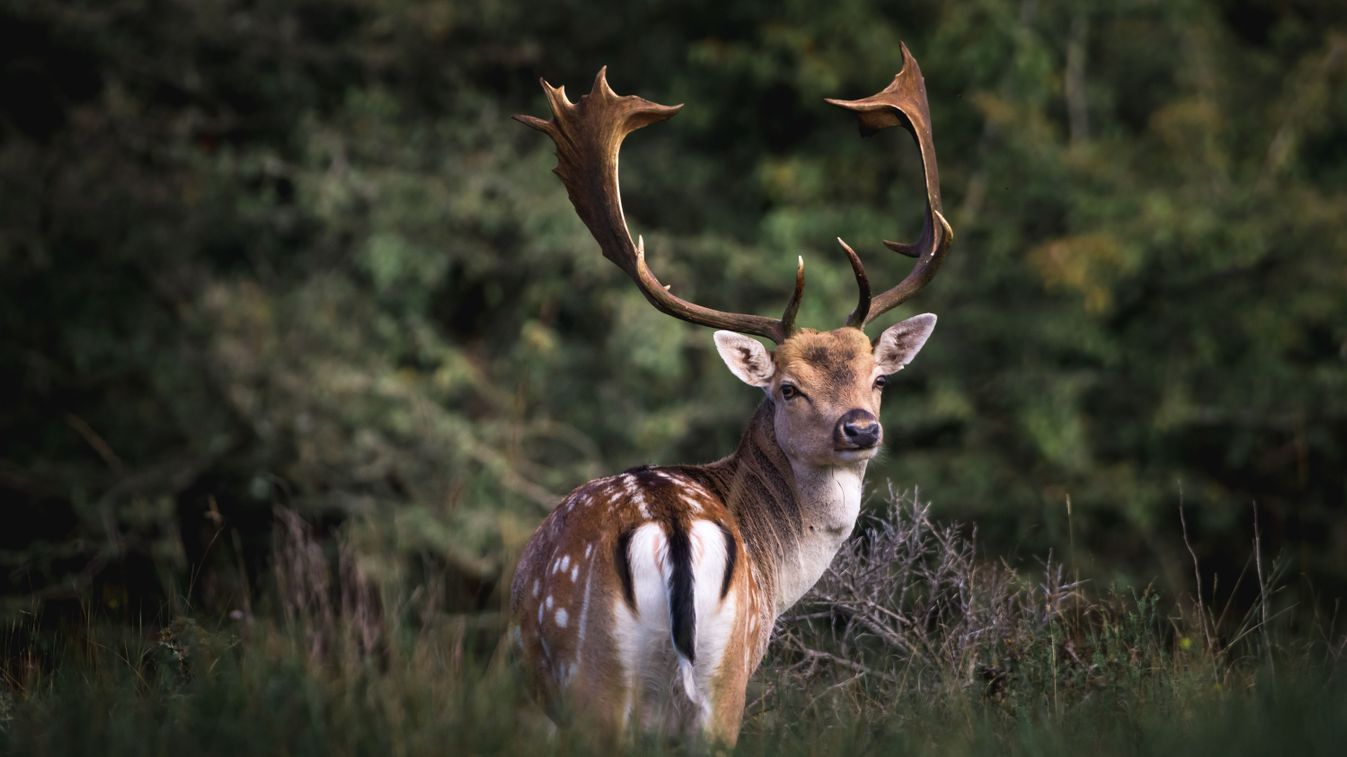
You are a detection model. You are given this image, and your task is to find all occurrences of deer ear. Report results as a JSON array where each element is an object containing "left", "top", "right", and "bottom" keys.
[
  {"left": 714, "top": 331, "right": 775, "bottom": 387},
  {"left": 874, "top": 313, "right": 937, "bottom": 375}
]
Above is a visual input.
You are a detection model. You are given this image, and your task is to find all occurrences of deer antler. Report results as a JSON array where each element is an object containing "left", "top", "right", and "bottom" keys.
[
  {"left": 827, "top": 43, "right": 954, "bottom": 329},
  {"left": 515, "top": 68, "right": 805, "bottom": 344}
]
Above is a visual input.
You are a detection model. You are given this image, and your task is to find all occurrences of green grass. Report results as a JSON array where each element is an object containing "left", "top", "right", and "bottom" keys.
[
  {"left": 3, "top": 618, "right": 1343, "bottom": 756},
  {"left": 3, "top": 492, "right": 1345, "bottom": 756}
]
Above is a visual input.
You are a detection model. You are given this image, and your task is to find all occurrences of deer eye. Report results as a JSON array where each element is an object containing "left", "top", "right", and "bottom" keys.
[
  {"left": 874, "top": 375, "right": 888, "bottom": 390},
  {"left": 780, "top": 383, "right": 800, "bottom": 400}
]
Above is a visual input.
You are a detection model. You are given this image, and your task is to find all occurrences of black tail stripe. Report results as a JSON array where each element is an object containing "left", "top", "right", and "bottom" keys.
[
  {"left": 667, "top": 522, "right": 696, "bottom": 663},
  {"left": 716, "top": 522, "right": 737, "bottom": 599},
  {"left": 615, "top": 528, "right": 637, "bottom": 611}
]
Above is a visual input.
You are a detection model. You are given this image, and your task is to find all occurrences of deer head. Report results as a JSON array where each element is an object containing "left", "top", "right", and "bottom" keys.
[
  {"left": 514, "top": 42, "right": 951, "bottom": 474},
  {"left": 714, "top": 315, "right": 935, "bottom": 468}
]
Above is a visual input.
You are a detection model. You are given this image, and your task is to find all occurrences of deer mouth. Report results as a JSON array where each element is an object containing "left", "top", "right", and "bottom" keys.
[{"left": 833, "top": 446, "right": 881, "bottom": 462}]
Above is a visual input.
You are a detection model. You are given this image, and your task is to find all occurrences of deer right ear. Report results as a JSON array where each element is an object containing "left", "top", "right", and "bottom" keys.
[{"left": 714, "top": 331, "right": 775, "bottom": 387}]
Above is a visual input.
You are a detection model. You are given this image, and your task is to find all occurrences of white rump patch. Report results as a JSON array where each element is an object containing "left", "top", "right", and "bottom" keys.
[
  {"left": 624, "top": 523, "right": 671, "bottom": 616},
  {"left": 687, "top": 519, "right": 736, "bottom": 671},
  {"left": 609, "top": 519, "right": 740, "bottom": 730},
  {"left": 611, "top": 523, "right": 673, "bottom": 715}
]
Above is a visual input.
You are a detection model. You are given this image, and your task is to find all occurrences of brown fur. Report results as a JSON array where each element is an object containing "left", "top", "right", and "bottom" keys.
[{"left": 511, "top": 319, "right": 935, "bottom": 745}]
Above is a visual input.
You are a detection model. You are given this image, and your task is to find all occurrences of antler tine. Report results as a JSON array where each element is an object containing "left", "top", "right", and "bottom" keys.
[
  {"left": 825, "top": 43, "right": 954, "bottom": 327},
  {"left": 779, "top": 255, "right": 805, "bottom": 333},
  {"left": 837, "top": 238, "right": 871, "bottom": 328},
  {"left": 516, "top": 68, "right": 803, "bottom": 344}
]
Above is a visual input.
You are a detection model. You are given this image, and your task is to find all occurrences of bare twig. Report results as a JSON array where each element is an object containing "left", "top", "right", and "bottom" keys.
[
  {"left": 1252, "top": 501, "right": 1274, "bottom": 676},
  {"left": 1178, "top": 492, "right": 1216, "bottom": 667}
]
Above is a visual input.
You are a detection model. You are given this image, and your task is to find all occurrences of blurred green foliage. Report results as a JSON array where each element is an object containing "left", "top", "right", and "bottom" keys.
[{"left": 1, "top": 0, "right": 1345, "bottom": 617}]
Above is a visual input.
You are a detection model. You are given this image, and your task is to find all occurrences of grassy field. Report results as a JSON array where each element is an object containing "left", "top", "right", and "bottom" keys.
[
  {"left": 3, "top": 490, "right": 1344, "bottom": 756},
  {"left": 5, "top": 3, "right": 1345, "bottom": 754}
]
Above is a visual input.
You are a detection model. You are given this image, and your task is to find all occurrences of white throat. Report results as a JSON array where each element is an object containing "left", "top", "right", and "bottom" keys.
[{"left": 772, "top": 460, "right": 867, "bottom": 611}]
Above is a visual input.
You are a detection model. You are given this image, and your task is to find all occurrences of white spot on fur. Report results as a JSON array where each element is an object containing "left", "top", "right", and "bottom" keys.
[
  {"left": 560, "top": 554, "right": 571, "bottom": 573},
  {"left": 556, "top": 608, "right": 569, "bottom": 627},
  {"left": 545, "top": 594, "right": 554, "bottom": 610},
  {"left": 575, "top": 555, "right": 596, "bottom": 675},
  {"left": 631, "top": 488, "right": 651, "bottom": 519},
  {"left": 584, "top": 543, "right": 593, "bottom": 559},
  {"left": 682, "top": 495, "right": 703, "bottom": 514},
  {"left": 570, "top": 563, "right": 579, "bottom": 582},
  {"left": 537, "top": 603, "right": 544, "bottom": 625}
]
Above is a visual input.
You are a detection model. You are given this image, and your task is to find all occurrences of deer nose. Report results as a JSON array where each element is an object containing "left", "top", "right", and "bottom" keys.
[{"left": 836, "top": 409, "right": 881, "bottom": 449}]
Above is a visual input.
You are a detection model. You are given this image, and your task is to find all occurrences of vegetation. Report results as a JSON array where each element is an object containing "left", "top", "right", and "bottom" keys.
[
  {"left": 2, "top": 0, "right": 1345, "bottom": 753},
  {"left": 4, "top": 489, "right": 1345, "bottom": 755}
]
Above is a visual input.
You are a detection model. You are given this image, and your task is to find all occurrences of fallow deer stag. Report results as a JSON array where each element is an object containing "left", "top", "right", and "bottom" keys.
[{"left": 510, "top": 44, "right": 952, "bottom": 745}]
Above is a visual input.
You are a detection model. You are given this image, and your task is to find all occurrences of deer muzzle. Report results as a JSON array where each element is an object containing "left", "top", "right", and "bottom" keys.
[{"left": 835, "top": 409, "right": 882, "bottom": 451}]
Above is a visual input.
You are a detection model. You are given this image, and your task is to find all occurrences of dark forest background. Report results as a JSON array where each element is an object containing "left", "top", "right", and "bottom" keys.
[{"left": 2, "top": 0, "right": 1345, "bottom": 632}]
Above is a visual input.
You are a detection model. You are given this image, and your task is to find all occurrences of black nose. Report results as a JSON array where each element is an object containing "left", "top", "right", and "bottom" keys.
[{"left": 835, "top": 409, "right": 881, "bottom": 449}]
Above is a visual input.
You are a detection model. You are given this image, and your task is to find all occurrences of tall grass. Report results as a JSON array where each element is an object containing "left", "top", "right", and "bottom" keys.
[
  {"left": 748, "top": 489, "right": 1347, "bottom": 755},
  {"left": 3, "top": 489, "right": 1345, "bottom": 756}
]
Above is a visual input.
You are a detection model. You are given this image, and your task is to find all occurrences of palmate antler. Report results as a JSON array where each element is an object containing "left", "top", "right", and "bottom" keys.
[
  {"left": 828, "top": 43, "right": 954, "bottom": 328},
  {"left": 514, "top": 69, "right": 804, "bottom": 344},
  {"left": 516, "top": 45, "right": 951, "bottom": 340}
]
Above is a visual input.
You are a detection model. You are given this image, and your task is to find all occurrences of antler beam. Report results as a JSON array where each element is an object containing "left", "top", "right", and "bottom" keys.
[
  {"left": 827, "top": 43, "right": 954, "bottom": 328},
  {"left": 515, "top": 69, "right": 804, "bottom": 344}
]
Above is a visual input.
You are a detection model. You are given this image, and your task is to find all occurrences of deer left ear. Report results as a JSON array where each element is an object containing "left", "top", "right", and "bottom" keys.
[{"left": 874, "top": 314, "right": 937, "bottom": 374}]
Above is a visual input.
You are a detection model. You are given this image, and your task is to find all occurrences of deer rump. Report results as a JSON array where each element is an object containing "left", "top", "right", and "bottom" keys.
[{"left": 615, "top": 517, "right": 738, "bottom": 718}]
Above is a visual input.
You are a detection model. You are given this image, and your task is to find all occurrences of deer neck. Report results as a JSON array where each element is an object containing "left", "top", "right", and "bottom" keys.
[{"left": 704, "top": 401, "right": 867, "bottom": 615}]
